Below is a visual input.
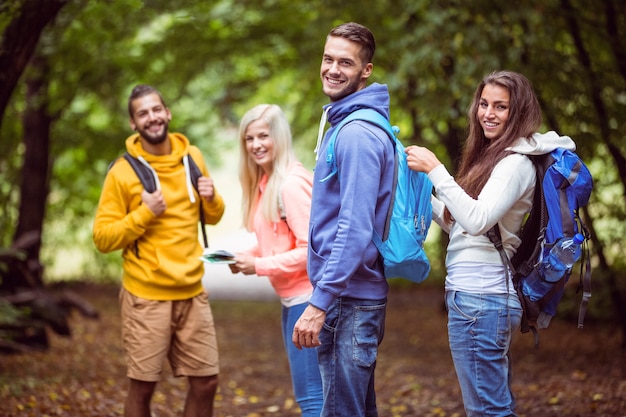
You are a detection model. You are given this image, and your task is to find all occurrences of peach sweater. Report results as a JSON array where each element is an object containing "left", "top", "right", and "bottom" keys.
[{"left": 245, "top": 163, "right": 314, "bottom": 299}]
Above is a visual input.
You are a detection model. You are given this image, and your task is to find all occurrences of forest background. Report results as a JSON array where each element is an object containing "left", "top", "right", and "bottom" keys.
[{"left": 0, "top": 1, "right": 625, "bottom": 346}]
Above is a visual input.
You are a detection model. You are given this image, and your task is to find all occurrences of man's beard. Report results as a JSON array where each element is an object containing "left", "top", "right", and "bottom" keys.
[{"left": 139, "top": 121, "right": 168, "bottom": 145}]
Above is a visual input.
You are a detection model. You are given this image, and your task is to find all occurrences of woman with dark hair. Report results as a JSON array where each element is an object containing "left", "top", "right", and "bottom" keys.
[{"left": 405, "top": 71, "right": 576, "bottom": 416}]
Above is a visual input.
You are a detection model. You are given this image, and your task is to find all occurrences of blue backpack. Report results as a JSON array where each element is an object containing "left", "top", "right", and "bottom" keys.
[
  {"left": 487, "top": 147, "right": 593, "bottom": 345},
  {"left": 322, "top": 109, "right": 433, "bottom": 284}
]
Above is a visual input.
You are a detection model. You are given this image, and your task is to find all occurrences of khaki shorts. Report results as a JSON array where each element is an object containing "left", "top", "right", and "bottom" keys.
[{"left": 119, "top": 287, "right": 219, "bottom": 382}]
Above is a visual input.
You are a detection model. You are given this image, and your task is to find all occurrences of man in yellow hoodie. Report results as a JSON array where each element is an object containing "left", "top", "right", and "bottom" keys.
[{"left": 93, "top": 84, "right": 225, "bottom": 417}]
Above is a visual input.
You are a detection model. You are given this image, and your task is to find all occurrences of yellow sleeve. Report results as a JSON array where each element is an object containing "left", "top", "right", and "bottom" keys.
[{"left": 92, "top": 159, "right": 157, "bottom": 253}]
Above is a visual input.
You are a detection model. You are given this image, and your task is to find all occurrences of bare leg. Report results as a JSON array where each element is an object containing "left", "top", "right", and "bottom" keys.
[
  {"left": 183, "top": 375, "right": 218, "bottom": 417},
  {"left": 124, "top": 378, "right": 157, "bottom": 417}
]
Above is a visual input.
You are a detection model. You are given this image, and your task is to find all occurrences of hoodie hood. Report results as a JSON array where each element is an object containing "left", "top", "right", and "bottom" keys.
[
  {"left": 314, "top": 83, "right": 390, "bottom": 159},
  {"left": 124, "top": 133, "right": 197, "bottom": 202},
  {"left": 508, "top": 131, "right": 576, "bottom": 155},
  {"left": 325, "top": 82, "right": 390, "bottom": 124},
  {"left": 125, "top": 132, "right": 191, "bottom": 160}
]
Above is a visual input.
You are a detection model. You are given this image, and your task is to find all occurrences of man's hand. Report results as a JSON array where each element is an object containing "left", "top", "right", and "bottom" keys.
[
  {"left": 141, "top": 189, "right": 166, "bottom": 216},
  {"left": 197, "top": 176, "right": 215, "bottom": 202},
  {"left": 292, "top": 305, "right": 326, "bottom": 349}
]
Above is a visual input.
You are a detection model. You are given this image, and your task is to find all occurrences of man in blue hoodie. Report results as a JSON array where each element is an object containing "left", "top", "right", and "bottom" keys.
[{"left": 292, "top": 22, "right": 395, "bottom": 416}]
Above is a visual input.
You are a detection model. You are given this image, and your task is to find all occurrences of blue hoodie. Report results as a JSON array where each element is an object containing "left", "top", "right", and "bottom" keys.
[{"left": 307, "top": 83, "right": 395, "bottom": 312}]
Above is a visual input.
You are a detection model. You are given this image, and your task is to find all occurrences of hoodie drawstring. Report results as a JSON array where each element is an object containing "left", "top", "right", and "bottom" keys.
[
  {"left": 137, "top": 156, "right": 161, "bottom": 191},
  {"left": 136, "top": 155, "right": 196, "bottom": 204},
  {"left": 314, "top": 105, "right": 332, "bottom": 160},
  {"left": 182, "top": 155, "right": 197, "bottom": 203}
]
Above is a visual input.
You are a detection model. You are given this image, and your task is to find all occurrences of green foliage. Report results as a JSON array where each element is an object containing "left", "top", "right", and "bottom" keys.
[
  {"left": 0, "top": 298, "right": 28, "bottom": 328},
  {"left": 0, "top": 0, "right": 624, "bottom": 317}
]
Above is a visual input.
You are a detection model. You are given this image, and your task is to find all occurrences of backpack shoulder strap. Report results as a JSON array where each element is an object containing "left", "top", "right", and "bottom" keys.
[
  {"left": 278, "top": 189, "right": 287, "bottom": 221},
  {"left": 486, "top": 152, "right": 550, "bottom": 273},
  {"left": 122, "top": 153, "right": 159, "bottom": 193},
  {"left": 120, "top": 152, "right": 209, "bottom": 249},
  {"left": 485, "top": 153, "right": 549, "bottom": 345},
  {"left": 510, "top": 153, "right": 550, "bottom": 276},
  {"left": 183, "top": 153, "right": 208, "bottom": 249},
  {"left": 107, "top": 153, "right": 159, "bottom": 258},
  {"left": 320, "top": 109, "right": 396, "bottom": 182},
  {"left": 185, "top": 153, "right": 203, "bottom": 193},
  {"left": 485, "top": 223, "right": 539, "bottom": 345}
]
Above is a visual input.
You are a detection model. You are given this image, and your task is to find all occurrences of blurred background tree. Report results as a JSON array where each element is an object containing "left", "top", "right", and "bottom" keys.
[{"left": 1, "top": 0, "right": 624, "bottom": 346}]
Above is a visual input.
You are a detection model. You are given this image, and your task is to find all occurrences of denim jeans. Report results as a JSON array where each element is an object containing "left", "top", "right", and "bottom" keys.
[
  {"left": 317, "top": 297, "right": 387, "bottom": 417},
  {"left": 445, "top": 290, "right": 522, "bottom": 417},
  {"left": 282, "top": 302, "right": 324, "bottom": 416}
]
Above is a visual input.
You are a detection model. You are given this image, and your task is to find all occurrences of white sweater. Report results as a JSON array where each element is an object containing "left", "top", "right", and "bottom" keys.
[{"left": 430, "top": 131, "right": 576, "bottom": 273}]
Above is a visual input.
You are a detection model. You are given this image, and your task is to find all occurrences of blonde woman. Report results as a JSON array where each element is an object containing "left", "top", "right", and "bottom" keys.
[{"left": 229, "top": 104, "right": 323, "bottom": 416}]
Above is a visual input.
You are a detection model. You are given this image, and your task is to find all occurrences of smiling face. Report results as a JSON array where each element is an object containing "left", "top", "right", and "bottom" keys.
[
  {"left": 244, "top": 118, "right": 275, "bottom": 174},
  {"left": 129, "top": 93, "right": 172, "bottom": 147},
  {"left": 320, "top": 36, "right": 373, "bottom": 102},
  {"left": 477, "top": 83, "right": 510, "bottom": 141}
]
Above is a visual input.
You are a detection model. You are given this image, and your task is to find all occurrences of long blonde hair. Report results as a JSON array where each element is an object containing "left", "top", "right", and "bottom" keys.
[{"left": 238, "top": 104, "right": 296, "bottom": 230}]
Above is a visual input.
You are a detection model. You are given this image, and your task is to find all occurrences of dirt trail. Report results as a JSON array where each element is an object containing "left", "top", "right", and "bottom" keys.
[{"left": 1, "top": 282, "right": 625, "bottom": 416}]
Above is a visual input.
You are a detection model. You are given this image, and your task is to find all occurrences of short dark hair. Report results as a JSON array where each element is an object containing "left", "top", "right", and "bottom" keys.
[
  {"left": 128, "top": 84, "right": 167, "bottom": 117},
  {"left": 328, "top": 22, "right": 376, "bottom": 64}
]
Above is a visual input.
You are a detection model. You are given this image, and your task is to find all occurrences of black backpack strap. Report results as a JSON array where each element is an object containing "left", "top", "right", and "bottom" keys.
[
  {"left": 186, "top": 154, "right": 203, "bottom": 192},
  {"left": 511, "top": 154, "right": 550, "bottom": 277},
  {"left": 578, "top": 241, "right": 592, "bottom": 329},
  {"left": 120, "top": 152, "right": 209, "bottom": 250},
  {"left": 116, "top": 153, "right": 158, "bottom": 258},
  {"left": 576, "top": 215, "right": 592, "bottom": 329},
  {"left": 184, "top": 154, "right": 208, "bottom": 249},
  {"left": 486, "top": 224, "right": 539, "bottom": 347},
  {"left": 122, "top": 153, "right": 158, "bottom": 193},
  {"left": 485, "top": 225, "right": 516, "bottom": 277}
]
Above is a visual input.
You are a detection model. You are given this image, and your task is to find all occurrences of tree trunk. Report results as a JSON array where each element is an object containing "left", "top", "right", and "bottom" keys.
[
  {"left": 0, "top": 0, "right": 67, "bottom": 129},
  {"left": 560, "top": 0, "right": 626, "bottom": 348},
  {"left": 560, "top": 0, "right": 626, "bottom": 203},
  {"left": 12, "top": 54, "right": 53, "bottom": 287}
]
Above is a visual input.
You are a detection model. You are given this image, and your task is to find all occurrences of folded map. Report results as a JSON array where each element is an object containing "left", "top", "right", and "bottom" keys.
[{"left": 199, "top": 249, "right": 236, "bottom": 264}]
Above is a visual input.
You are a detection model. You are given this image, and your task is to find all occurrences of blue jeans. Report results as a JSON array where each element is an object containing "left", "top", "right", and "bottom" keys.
[
  {"left": 445, "top": 290, "right": 522, "bottom": 417},
  {"left": 317, "top": 297, "right": 387, "bottom": 417},
  {"left": 283, "top": 302, "right": 324, "bottom": 416}
]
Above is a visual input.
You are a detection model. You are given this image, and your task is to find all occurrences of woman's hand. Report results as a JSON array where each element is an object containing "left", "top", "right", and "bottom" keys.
[
  {"left": 230, "top": 253, "right": 256, "bottom": 275},
  {"left": 405, "top": 145, "right": 442, "bottom": 174}
]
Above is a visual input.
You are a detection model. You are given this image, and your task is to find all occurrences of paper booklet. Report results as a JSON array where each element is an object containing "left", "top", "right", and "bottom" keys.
[{"left": 199, "top": 249, "right": 236, "bottom": 264}]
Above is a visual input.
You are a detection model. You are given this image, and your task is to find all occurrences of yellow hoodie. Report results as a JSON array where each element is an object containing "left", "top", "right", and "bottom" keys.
[{"left": 93, "top": 133, "right": 225, "bottom": 300}]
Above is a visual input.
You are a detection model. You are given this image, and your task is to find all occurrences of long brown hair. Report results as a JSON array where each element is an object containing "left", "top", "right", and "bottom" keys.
[
  {"left": 446, "top": 71, "right": 542, "bottom": 222},
  {"left": 457, "top": 71, "right": 542, "bottom": 196}
]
